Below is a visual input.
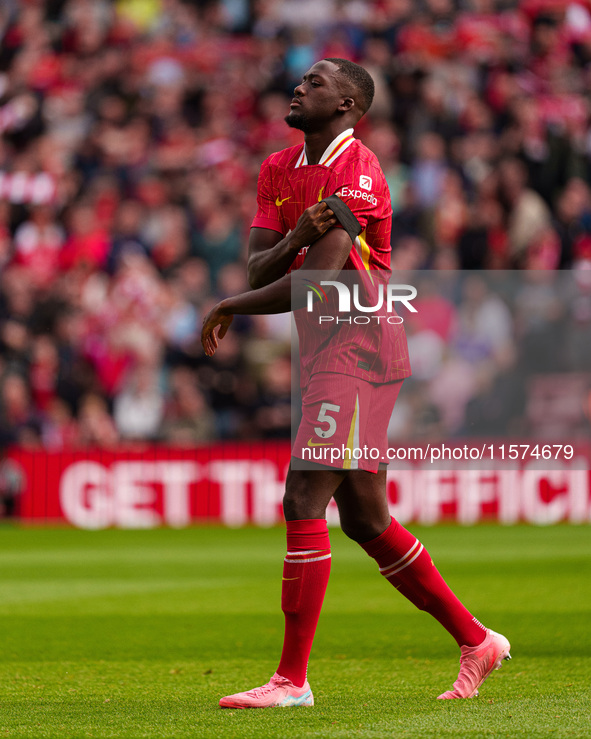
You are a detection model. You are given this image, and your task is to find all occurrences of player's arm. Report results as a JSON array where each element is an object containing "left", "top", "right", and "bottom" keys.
[
  {"left": 202, "top": 227, "right": 352, "bottom": 356},
  {"left": 247, "top": 202, "right": 337, "bottom": 289}
]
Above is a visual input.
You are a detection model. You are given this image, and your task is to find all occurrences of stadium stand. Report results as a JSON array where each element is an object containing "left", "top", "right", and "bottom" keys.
[{"left": 0, "top": 0, "right": 590, "bottom": 450}]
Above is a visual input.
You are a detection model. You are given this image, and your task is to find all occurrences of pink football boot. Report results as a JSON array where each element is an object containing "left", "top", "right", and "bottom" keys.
[
  {"left": 219, "top": 672, "right": 314, "bottom": 709},
  {"left": 438, "top": 629, "right": 511, "bottom": 699}
]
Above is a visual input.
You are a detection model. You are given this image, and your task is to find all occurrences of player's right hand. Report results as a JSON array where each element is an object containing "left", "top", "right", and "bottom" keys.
[
  {"left": 291, "top": 202, "right": 337, "bottom": 248},
  {"left": 201, "top": 302, "right": 234, "bottom": 357}
]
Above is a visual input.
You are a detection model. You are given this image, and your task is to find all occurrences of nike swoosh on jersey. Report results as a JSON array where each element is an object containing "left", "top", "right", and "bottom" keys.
[
  {"left": 275, "top": 195, "right": 291, "bottom": 206},
  {"left": 307, "top": 438, "right": 333, "bottom": 447},
  {"left": 317, "top": 186, "right": 325, "bottom": 202}
]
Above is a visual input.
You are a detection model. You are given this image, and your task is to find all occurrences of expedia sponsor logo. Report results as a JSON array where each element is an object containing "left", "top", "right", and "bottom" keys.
[{"left": 338, "top": 186, "right": 377, "bottom": 206}]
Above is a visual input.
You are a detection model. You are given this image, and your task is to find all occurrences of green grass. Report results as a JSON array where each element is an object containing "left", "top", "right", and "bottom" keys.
[{"left": 0, "top": 524, "right": 589, "bottom": 738}]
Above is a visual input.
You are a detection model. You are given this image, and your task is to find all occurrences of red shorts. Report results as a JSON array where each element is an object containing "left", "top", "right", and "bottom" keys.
[{"left": 292, "top": 373, "right": 403, "bottom": 473}]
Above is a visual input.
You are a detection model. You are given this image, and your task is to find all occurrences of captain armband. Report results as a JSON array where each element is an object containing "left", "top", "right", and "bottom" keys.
[{"left": 321, "top": 194, "right": 362, "bottom": 243}]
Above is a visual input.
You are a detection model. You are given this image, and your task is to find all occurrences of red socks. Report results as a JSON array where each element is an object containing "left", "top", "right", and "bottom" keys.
[
  {"left": 361, "top": 517, "right": 487, "bottom": 647},
  {"left": 277, "top": 519, "right": 331, "bottom": 687},
  {"left": 276, "top": 516, "right": 484, "bottom": 686}
]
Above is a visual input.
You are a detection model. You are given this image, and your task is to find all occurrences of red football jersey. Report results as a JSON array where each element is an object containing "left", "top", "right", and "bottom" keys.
[{"left": 251, "top": 129, "right": 412, "bottom": 386}]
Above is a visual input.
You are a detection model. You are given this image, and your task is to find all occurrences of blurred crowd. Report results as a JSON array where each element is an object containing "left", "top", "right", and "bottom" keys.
[
  {"left": 1, "top": 0, "right": 591, "bottom": 450},
  {"left": 390, "top": 270, "right": 591, "bottom": 441}
]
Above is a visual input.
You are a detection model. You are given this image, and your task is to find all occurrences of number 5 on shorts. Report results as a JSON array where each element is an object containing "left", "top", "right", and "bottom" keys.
[{"left": 314, "top": 403, "right": 340, "bottom": 439}]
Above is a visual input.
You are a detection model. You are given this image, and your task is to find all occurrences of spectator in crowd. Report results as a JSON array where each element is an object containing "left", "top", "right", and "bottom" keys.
[
  {"left": 77, "top": 393, "right": 119, "bottom": 449},
  {"left": 13, "top": 205, "right": 64, "bottom": 289},
  {"left": 0, "top": 439, "right": 24, "bottom": 517},
  {"left": 496, "top": 157, "right": 552, "bottom": 266},
  {"left": 160, "top": 366, "right": 216, "bottom": 444},
  {"left": 251, "top": 355, "right": 292, "bottom": 439},
  {"left": 113, "top": 362, "right": 165, "bottom": 441}
]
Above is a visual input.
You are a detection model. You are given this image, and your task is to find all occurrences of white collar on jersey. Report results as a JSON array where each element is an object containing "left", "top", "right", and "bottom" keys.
[{"left": 294, "top": 128, "right": 355, "bottom": 168}]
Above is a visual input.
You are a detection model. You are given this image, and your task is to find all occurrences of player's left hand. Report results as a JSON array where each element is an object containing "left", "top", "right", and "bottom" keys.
[{"left": 201, "top": 303, "right": 234, "bottom": 357}]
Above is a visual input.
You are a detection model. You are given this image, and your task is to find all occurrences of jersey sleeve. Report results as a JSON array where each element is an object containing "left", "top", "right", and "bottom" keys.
[
  {"left": 251, "top": 157, "right": 285, "bottom": 234},
  {"left": 327, "top": 154, "right": 392, "bottom": 232}
]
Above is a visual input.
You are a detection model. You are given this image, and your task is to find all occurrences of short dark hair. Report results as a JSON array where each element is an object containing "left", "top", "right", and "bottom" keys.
[{"left": 323, "top": 58, "right": 375, "bottom": 114}]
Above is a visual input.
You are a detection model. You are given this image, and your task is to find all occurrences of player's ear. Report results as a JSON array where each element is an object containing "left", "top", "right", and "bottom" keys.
[{"left": 339, "top": 97, "right": 355, "bottom": 112}]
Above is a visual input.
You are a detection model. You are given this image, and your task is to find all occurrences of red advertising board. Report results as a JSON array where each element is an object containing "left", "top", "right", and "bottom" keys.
[{"left": 7, "top": 442, "right": 591, "bottom": 528}]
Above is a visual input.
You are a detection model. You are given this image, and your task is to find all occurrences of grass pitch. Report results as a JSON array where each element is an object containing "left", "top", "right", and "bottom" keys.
[{"left": 0, "top": 524, "right": 589, "bottom": 738}]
